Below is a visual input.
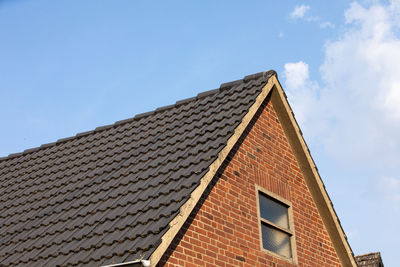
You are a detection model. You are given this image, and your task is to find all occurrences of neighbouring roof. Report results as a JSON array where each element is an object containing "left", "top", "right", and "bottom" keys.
[
  {"left": 356, "top": 252, "right": 384, "bottom": 267},
  {"left": 0, "top": 71, "right": 275, "bottom": 266}
]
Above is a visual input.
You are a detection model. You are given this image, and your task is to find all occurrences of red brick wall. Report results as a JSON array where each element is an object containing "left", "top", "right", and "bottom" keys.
[{"left": 158, "top": 99, "right": 341, "bottom": 267}]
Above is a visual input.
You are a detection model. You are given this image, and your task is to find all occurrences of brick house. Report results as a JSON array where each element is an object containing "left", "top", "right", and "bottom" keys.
[{"left": 0, "top": 71, "right": 375, "bottom": 266}]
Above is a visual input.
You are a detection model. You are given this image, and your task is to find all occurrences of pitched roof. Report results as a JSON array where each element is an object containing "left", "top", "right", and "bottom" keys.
[
  {"left": 356, "top": 252, "right": 384, "bottom": 267},
  {"left": 0, "top": 71, "right": 275, "bottom": 266}
]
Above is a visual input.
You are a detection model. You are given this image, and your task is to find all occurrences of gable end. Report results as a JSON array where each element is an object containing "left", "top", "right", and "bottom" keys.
[{"left": 150, "top": 75, "right": 357, "bottom": 267}]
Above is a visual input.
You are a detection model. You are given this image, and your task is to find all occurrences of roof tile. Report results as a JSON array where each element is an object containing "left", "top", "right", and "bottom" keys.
[
  {"left": 0, "top": 70, "right": 275, "bottom": 266},
  {"left": 356, "top": 252, "right": 384, "bottom": 267}
]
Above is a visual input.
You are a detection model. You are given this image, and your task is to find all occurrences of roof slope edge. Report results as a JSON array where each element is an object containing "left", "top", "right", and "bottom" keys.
[
  {"left": 0, "top": 71, "right": 276, "bottom": 162},
  {"left": 0, "top": 70, "right": 276, "bottom": 266},
  {"left": 270, "top": 77, "right": 357, "bottom": 266},
  {"left": 149, "top": 74, "right": 357, "bottom": 267},
  {"left": 149, "top": 72, "right": 277, "bottom": 266}
]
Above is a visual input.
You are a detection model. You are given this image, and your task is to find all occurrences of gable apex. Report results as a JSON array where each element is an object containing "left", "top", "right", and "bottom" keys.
[
  {"left": 150, "top": 74, "right": 357, "bottom": 267},
  {"left": 0, "top": 70, "right": 357, "bottom": 267}
]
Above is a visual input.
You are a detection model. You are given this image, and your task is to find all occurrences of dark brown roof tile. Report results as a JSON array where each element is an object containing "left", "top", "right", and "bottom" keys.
[{"left": 0, "top": 70, "right": 275, "bottom": 266}]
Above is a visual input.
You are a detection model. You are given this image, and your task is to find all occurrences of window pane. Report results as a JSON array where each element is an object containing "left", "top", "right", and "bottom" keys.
[
  {"left": 261, "top": 223, "right": 292, "bottom": 258},
  {"left": 259, "top": 193, "right": 289, "bottom": 229}
]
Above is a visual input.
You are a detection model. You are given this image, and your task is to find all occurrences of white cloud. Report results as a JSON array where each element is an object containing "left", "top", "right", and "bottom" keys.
[
  {"left": 381, "top": 177, "right": 400, "bottom": 190},
  {"left": 320, "top": 21, "right": 335, "bottom": 29},
  {"left": 305, "top": 15, "right": 320, "bottom": 22},
  {"left": 284, "top": 62, "right": 309, "bottom": 89},
  {"left": 283, "top": 62, "right": 320, "bottom": 131},
  {"left": 379, "top": 177, "right": 400, "bottom": 202},
  {"left": 285, "top": 3, "right": 400, "bottom": 263},
  {"left": 290, "top": 5, "right": 310, "bottom": 19},
  {"left": 284, "top": 0, "right": 400, "bottom": 168},
  {"left": 290, "top": 5, "right": 334, "bottom": 29}
]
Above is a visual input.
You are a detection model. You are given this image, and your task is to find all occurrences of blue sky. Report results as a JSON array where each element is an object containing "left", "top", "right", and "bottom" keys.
[{"left": 0, "top": 0, "right": 398, "bottom": 265}]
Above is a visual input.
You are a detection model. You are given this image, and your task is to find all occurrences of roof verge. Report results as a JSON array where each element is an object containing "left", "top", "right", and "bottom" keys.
[
  {"left": 149, "top": 73, "right": 357, "bottom": 267},
  {"left": 269, "top": 77, "right": 357, "bottom": 266},
  {"left": 149, "top": 72, "right": 276, "bottom": 266}
]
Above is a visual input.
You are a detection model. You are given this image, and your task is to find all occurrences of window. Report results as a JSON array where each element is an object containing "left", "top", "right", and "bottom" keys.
[{"left": 257, "top": 190, "right": 295, "bottom": 260}]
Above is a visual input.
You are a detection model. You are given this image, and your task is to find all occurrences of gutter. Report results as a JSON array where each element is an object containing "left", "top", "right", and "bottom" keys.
[{"left": 100, "top": 260, "right": 150, "bottom": 267}]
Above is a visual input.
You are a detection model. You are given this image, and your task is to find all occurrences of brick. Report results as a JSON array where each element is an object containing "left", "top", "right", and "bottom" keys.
[{"left": 159, "top": 101, "right": 341, "bottom": 267}]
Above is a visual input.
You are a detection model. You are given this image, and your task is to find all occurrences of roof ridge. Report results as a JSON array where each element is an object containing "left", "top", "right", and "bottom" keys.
[{"left": 0, "top": 70, "right": 276, "bottom": 163}]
